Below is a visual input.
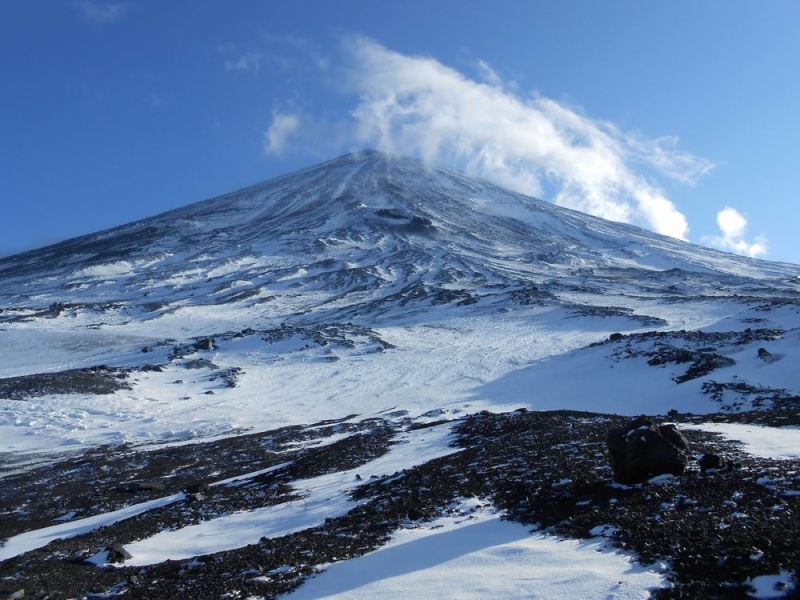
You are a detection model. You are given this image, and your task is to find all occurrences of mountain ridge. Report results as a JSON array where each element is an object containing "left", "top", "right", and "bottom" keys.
[{"left": 0, "top": 150, "right": 797, "bottom": 327}]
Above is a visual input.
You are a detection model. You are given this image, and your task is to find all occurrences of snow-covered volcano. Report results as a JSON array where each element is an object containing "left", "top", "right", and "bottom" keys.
[
  {"left": 1, "top": 149, "right": 797, "bottom": 327},
  {"left": 1, "top": 149, "right": 799, "bottom": 452},
  {"left": 2, "top": 151, "right": 800, "bottom": 599}
]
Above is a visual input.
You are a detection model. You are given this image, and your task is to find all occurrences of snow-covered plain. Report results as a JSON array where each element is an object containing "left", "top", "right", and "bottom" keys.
[{"left": 1, "top": 151, "right": 799, "bottom": 597}]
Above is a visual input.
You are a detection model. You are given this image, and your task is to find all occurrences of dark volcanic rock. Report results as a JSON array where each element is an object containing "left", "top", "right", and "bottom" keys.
[
  {"left": 698, "top": 453, "right": 725, "bottom": 473},
  {"left": 758, "top": 347, "right": 775, "bottom": 363},
  {"left": 107, "top": 543, "right": 133, "bottom": 563},
  {"left": 120, "top": 481, "right": 167, "bottom": 494},
  {"left": 0, "top": 366, "right": 132, "bottom": 400},
  {"left": 1, "top": 410, "right": 798, "bottom": 599},
  {"left": 606, "top": 418, "right": 691, "bottom": 484},
  {"left": 194, "top": 338, "right": 216, "bottom": 351}
]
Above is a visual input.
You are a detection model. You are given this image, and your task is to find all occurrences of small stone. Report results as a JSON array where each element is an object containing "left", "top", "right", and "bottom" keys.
[
  {"left": 699, "top": 453, "right": 725, "bottom": 473},
  {"left": 757, "top": 347, "right": 775, "bottom": 363},
  {"left": 194, "top": 338, "right": 215, "bottom": 351},
  {"left": 107, "top": 543, "right": 132, "bottom": 563}
]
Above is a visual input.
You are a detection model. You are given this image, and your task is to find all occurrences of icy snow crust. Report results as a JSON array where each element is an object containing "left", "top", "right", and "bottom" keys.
[{"left": 0, "top": 151, "right": 798, "bottom": 598}]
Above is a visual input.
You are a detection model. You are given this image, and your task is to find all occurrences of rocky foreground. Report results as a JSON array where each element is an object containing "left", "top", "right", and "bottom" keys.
[{"left": 1, "top": 407, "right": 798, "bottom": 600}]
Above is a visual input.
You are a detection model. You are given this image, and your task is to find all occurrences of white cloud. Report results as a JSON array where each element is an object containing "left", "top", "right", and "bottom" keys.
[
  {"left": 704, "top": 206, "right": 767, "bottom": 258},
  {"left": 76, "top": 0, "right": 127, "bottom": 23},
  {"left": 263, "top": 111, "right": 301, "bottom": 155},
  {"left": 225, "top": 51, "right": 265, "bottom": 74},
  {"left": 475, "top": 59, "right": 502, "bottom": 86},
  {"left": 337, "top": 37, "right": 719, "bottom": 240}
]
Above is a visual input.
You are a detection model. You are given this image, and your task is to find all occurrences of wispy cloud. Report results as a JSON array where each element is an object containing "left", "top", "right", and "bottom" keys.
[
  {"left": 261, "top": 33, "right": 331, "bottom": 70},
  {"left": 263, "top": 111, "right": 301, "bottom": 155},
  {"left": 224, "top": 51, "right": 265, "bottom": 74},
  {"left": 75, "top": 0, "right": 128, "bottom": 24},
  {"left": 337, "top": 37, "right": 718, "bottom": 240},
  {"left": 474, "top": 59, "right": 502, "bottom": 86},
  {"left": 222, "top": 35, "right": 329, "bottom": 77},
  {"left": 704, "top": 207, "right": 767, "bottom": 258}
]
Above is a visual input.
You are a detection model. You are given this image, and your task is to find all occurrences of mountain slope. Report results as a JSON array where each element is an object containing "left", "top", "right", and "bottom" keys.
[
  {"left": 0, "top": 149, "right": 797, "bottom": 438},
  {"left": 1, "top": 150, "right": 799, "bottom": 598},
  {"left": 1, "top": 150, "right": 797, "bottom": 328}
]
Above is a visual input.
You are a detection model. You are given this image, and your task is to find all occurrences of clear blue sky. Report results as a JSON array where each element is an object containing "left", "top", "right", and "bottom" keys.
[{"left": 1, "top": 1, "right": 798, "bottom": 264}]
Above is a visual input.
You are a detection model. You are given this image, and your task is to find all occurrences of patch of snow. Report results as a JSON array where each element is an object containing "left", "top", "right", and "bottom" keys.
[
  {"left": 290, "top": 502, "right": 665, "bottom": 599},
  {"left": 0, "top": 493, "right": 185, "bottom": 561},
  {"left": 123, "top": 423, "right": 460, "bottom": 565},
  {"left": 686, "top": 423, "right": 800, "bottom": 460},
  {"left": 742, "top": 570, "right": 796, "bottom": 599}
]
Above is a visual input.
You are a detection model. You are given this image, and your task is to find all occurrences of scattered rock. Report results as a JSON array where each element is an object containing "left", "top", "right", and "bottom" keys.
[
  {"left": 194, "top": 338, "right": 216, "bottom": 351},
  {"left": 120, "top": 481, "right": 167, "bottom": 493},
  {"left": 106, "top": 543, "right": 132, "bottom": 563},
  {"left": 0, "top": 366, "right": 132, "bottom": 400},
  {"left": 184, "top": 358, "right": 217, "bottom": 370},
  {"left": 210, "top": 367, "right": 242, "bottom": 388},
  {"left": 2, "top": 409, "right": 798, "bottom": 599},
  {"left": 185, "top": 481, "right": 209, "bottom": 494},
  {"left": 757, "top": 347, "right": 775, "bottom": 363},
  {"left": 609, "top": 332, "right": 624, "bottom": 342},
  {"left": 606, "top": 418, "right": 691, "bottom": 484},
  {"left": 698, "top": 453, "right": 739, "bottom": 474},
  {"left": 698, "top": 453, "right": 725, "bottom": 473}
]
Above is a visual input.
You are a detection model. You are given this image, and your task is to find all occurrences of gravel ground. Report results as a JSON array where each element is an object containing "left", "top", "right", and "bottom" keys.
[{"left": 1, "top": 409, "right": 798, "bottom": 599}]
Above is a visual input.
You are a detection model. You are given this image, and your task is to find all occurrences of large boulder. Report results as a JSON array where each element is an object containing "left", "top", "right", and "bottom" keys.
[{"left": 606, "top": 418, "right": 690, "bottom": 484}]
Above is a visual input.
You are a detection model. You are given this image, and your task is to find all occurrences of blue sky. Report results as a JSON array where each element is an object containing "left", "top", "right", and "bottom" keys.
[{"left": 1, "top": 1, "right": 798, "bottom": 264}]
